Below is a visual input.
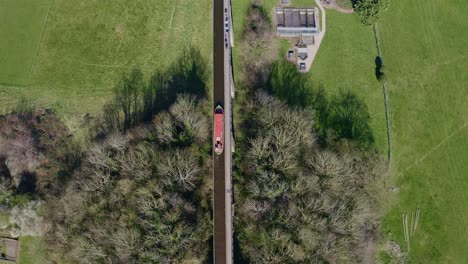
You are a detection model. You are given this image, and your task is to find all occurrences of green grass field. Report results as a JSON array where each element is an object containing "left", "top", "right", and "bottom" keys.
[
  {"left": 18, "top": 236, "right": 48, "bottom": 264},
  {"left": 0, "top": 0, "right": 52, "bottom": 85},
  {"left": 379, "top": 0, "right": 468, "bottom": 262},
  {"left": 0, "top": 0, "right": 212, "bottom": 129},
  {"left": 308, "top": 10, "right": 388, "bottom": 152}
]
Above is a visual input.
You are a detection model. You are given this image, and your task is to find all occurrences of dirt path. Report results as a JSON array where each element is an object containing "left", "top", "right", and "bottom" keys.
[{"left": 317, "top": 0, "right": 326, "bottom": 33}]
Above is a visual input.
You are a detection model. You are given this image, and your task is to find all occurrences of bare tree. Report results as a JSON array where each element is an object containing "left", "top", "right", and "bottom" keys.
[
  {"left": 241, "top": 4, "right": 279, "bottom": 87},
  {"left": 105, "top": 132, "right": 128, "bottom": 152},
  {"left": 170, "top": 94, "right": 209, "bottom": 144},
  {"left": 111, "top": 227, "right": 140, "bottom": 262},
  {"left": 157, "top": 149, "right": 200, "bottom": 191},
  {"left": 119, "top": 143, "right": 154, "bottom": 181},
  {"left": 153, "top": 112, "right": 176, "bottom": 144}
]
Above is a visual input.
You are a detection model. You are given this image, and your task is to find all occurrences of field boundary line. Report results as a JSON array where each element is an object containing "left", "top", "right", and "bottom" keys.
[
  {"left": 399, "top": 121, "right": 468, "bottom": 176},
  {"left": 28, "top": 0, "right": 54, "bottom": 81},
  {"left": 374, "top": 23, "right": 393, "bottom": 174},
  {"left": 397, "top": 121, "right": 468, "bottom": 240}
]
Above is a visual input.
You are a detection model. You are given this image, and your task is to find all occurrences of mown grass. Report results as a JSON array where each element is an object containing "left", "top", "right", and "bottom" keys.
[
  {"left": 18, "top": 236, "right": 48, "bottom": 264},
  {"left": 379, "top": 0, "right": 468, "bottom": 262},
  {"left": 0, "top": 0, "right": 52, "bottom": 85},
  {"left": 0, "top": 0, "right": 212, "bottom": 129},
  {"left": 307, "top": 10, "right": 388, "bottom": 152}
]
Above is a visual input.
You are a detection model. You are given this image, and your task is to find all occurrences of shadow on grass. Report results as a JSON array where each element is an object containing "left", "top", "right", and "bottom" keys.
[
  {"left": 264, "top": 59, "right": 374, "bottom": 148},
  {"left": 311, "top": 88, "right": 374, "bottom": 148},
  {"left": 265, "top": 59, "right": 311, "bottom": 107},
  {"left": 146, "top": 47, "right": 208, "bottom": 117},
  {"left": 375, "top": 56, "right": 386, "bottom": 82},
  {"left": 98, "top": 47, "right": 208, "bottom": 134},
  {"left": 328, "top": 90, "right": 374, "bottom": 147}
]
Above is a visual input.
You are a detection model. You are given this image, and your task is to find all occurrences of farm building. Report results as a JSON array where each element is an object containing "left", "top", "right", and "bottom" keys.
[{"left": 275, "top": 7, "right": 320, "bottom": 36}]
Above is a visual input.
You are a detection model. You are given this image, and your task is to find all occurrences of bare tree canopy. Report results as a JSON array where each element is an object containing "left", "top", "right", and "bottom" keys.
[
  {"left": 236, "top": 92, "right": 387, "bottom": 263},
  {"left": 43, "top": 97, "right": 212, "bottom": 263}
]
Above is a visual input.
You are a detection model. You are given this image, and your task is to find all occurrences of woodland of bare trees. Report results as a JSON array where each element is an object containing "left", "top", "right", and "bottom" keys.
[
  {"left": 0, "top": 106, "right": 76, "bottom": 200},
  {"left": 0, "top": 47, "right": 213, "bottom": 263},
  {"left": 46, "top": 95, "right": 212, "bottom": 262},
  {"left": 0, "top": 105, "right": 78, "bottom": 239},
  {"left": 234, "top": 92, "right": 386, "bottom": 263},
  {"left": 39, "top": 46, "right": 213, "bottom": 262},
  {"left": 234, "top": 2, "right": 389, "bottom": 263},
  {"left": 241, "top": 3, "right": 278, "bottom": 88}
]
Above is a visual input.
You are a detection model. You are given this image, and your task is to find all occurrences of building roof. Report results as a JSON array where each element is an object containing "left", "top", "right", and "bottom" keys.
[
  {"left": 276, "top": 8, "right": 316, "bottom": 28},
  {"left": 297, "top": 47, "right": 308, "bottom": 60},
  {"left": 276, "top": 7, "right": 319, "bottom": 36}
]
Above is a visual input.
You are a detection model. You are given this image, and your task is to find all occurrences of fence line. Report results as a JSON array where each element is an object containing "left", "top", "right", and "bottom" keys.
[{"left": 374, "top": 23, "right": 393, "bottom": 175}]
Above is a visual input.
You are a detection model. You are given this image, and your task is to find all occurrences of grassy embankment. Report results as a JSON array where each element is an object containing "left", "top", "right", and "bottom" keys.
[
  {"left": 0, "top": 0, "right": 212, "bottom": 130},
  {"left": 379, "top": 0, "right": 468, "bottom": 262}
]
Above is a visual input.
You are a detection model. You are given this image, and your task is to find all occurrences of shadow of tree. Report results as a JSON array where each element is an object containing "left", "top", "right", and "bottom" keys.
[
  {"left": 266, "top": 59, "right": 311, "bottom": 107},
  {"left": 264, "top": 59, "right": 374, "bottom": 148},
  {"left": 233, "top": 233, "right": 250, "bottom": 264},
  {"left": 375, "top": 56, "right": 386, "bottom": 82},
  {"left": 328, "top": 90, "right": 374, "bottom": 147},
  {"left": 17, "top": 171, "right": 37, "bottom": 194},
  {"left": 99, "top": 47, "right": 208, "bottom": 134},
  {"left": 147, "top": 47, "right": 208, "bottom": 117}
]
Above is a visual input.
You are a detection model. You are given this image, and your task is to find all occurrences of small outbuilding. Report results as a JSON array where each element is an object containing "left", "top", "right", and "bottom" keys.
[
  {"left": 299, "top": 63, "right": 306, "bottom": 71},
  {"left": 297, "top": 47, "right": 308, "bottom": 60}
]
